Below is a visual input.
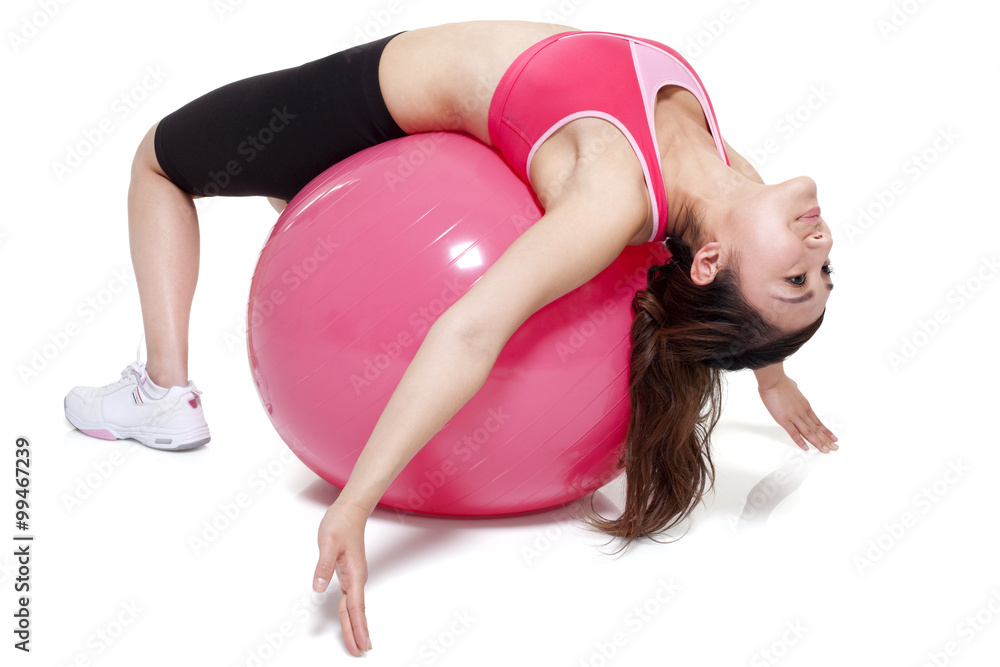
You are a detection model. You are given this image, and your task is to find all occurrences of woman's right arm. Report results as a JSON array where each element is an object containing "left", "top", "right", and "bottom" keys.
[{"left": 311, "top": 160, "right": 647, "bottom": 656}]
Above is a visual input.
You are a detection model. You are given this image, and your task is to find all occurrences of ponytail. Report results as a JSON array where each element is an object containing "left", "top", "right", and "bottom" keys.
[{"left": 583, "top": 212, "right": 824, "bottom": 550}]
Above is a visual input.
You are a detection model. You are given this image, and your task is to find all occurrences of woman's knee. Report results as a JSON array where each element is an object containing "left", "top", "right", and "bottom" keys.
[
  {"left": 131, "top": 121, "right": 202, "bottom": 199},
  {"left": 132, "top": 122, "right": 164, "bottom": 178}
]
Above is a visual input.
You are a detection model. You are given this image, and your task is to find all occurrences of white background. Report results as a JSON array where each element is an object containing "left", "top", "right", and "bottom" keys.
[{"left": 2, "top": 0, "right": 999, "bottom": 665}]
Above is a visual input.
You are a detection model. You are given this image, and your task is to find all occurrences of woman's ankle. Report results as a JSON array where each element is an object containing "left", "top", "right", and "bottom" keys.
[{"left": 144, "top": 362, "right": 188, "bottom": 389}]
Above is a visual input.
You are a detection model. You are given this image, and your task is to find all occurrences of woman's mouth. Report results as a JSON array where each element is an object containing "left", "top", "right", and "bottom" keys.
[{"left": 798, "top": 206, "right": 821, "bottom": 220}]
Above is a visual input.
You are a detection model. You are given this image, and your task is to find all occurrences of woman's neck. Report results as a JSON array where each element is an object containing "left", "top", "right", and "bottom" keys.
[{"left": 654, "top": 92, "right": 752, "bottom": 245}]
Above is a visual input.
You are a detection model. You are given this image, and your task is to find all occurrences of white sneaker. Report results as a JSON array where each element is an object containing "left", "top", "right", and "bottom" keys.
[{"left": 64, "top": 359, "right": 211, "bottom": 451}]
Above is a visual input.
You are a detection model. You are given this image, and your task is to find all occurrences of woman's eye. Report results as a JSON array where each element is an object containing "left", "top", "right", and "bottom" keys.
[
  {"left": 787, "top": 274, "right": 807, "bottom": 287},
  {"left": 788, "top": 265, "right": 833, "bottom": 287}
]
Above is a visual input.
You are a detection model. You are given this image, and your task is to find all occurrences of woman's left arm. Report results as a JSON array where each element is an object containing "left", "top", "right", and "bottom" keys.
[{"left": 754, "top": 362, "right": 838, "bottom": 453}]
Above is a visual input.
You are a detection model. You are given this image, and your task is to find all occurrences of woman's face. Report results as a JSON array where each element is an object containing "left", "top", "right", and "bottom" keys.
[{"left": 722, "top": 176, "right": 834, "bottom": 333}]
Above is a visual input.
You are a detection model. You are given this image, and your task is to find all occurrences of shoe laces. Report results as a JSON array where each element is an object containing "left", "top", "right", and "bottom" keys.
[
  {"left": 114, "top": 337, "right": 148, "bottom": 388},
  {"left": 119, "top": 361, "right": 146, "bottom": 384}
]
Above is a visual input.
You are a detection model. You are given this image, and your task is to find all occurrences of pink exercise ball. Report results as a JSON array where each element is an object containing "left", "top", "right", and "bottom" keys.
[{"left": 247, "top": 132, "right": 666, "bottom": 516}]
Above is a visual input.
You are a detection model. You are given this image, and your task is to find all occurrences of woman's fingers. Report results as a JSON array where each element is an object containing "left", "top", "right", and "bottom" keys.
[
  {"left": 316, "top": 541, "right": 363, "bottom": 657},
  {"left": 341, "top": 564, "right": 372, "bottom": 653},
  {"left": 792, "top": 414, "right": 836, "bottom": 453},
  {"left": 805, "top": 407, "right": 839, "bottom": 444},
  {"left": 804, "top": 413, "right": 838, "bottom": 452},
  {"left": 338, "top": 591, "right": 363, "bottom": 657},
  {"left": 784, "top": 422, "right": 810, "bottom": 451}
]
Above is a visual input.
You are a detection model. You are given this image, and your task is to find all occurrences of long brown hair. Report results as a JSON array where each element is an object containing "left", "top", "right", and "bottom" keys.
[{"left": 583, "top": 207, "right": 824, "bottom": 550}]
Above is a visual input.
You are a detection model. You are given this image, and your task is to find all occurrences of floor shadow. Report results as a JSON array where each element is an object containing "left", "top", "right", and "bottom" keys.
[
  {"left": 730, "top": 453, "right": 816, "bottom": 529},
  {"left": 688, "top": 421, "right": 822, "bottom": 532},
  {"left": 297, "top": 477, "right": 621, "bottom": 578},
  {"left": 715, "top": 420, "right": 798, "bottom": 446}
]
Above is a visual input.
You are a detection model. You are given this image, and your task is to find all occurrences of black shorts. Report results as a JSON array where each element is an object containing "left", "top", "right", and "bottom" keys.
[{"left": 153, "top": 33, "right": 408, "bottom": 202}]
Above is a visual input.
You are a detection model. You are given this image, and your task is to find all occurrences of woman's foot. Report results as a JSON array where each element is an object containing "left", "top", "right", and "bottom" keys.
[{"left": 64, "top": 360, "right": 210, "bottom": 451}]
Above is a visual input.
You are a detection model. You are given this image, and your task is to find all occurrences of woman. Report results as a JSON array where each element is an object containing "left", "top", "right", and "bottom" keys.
[{"left": 64, "top": 20, "right": 837, "bottom": 655}]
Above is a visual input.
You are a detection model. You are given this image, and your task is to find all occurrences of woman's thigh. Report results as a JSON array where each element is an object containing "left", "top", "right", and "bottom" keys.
[{"left": 152, "top": 33, "right": 408, "bottom": 202}]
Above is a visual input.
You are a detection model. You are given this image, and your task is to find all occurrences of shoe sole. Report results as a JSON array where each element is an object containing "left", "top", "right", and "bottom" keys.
[{"left": 64, "top": 399, "right": 211, "bottom": 451}]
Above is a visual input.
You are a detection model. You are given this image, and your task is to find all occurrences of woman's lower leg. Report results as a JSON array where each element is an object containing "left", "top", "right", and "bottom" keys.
[{"left": 128, "top": 124, "right": 201, "bottom": 389}]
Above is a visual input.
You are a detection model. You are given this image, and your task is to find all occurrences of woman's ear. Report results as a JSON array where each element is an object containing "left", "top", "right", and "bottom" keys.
[{"left": 689, "top": 241, "right": 722, "bottom": 285}]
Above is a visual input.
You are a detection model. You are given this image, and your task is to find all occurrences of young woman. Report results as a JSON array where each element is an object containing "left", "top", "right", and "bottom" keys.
[{"left": 64, "top": 20, "right": 837, "bottom": 656}]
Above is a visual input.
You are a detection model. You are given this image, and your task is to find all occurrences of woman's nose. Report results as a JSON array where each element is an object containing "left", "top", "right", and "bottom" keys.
[
  {"left": 808, "top": 231, "right": 833, "bottom": 252},
  {"left": 787, "top": 175, "right": 818, "bottom": 198}
]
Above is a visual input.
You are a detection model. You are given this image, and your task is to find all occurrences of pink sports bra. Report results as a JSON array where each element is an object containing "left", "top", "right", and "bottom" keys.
[{"left": 488, "top": 31, "right": 730, "bottom": 243}]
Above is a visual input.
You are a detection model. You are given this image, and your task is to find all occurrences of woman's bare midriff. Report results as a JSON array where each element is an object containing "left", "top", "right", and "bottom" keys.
[{"left": 378, "top": 21, "right": 576, "bottom": 143}]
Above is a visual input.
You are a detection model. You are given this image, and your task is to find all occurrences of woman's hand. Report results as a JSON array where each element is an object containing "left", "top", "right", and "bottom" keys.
[
  {"left": 312, "top": 500, "right": 373, "bottom": 657},
  {"left": 757, "top": 374, "right": 838, "bottom": 453}
]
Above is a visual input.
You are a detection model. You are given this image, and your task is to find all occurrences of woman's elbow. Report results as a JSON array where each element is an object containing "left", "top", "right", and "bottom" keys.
[{"left": 433, "top": 305, "right": 508, "bottom": 361}]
